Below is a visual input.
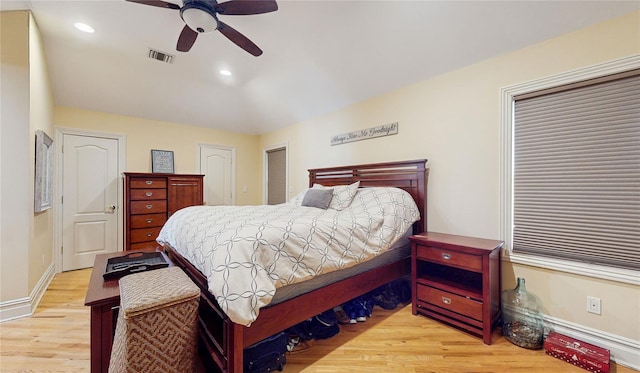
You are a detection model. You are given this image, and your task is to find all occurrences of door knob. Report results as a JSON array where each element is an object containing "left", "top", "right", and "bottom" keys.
[{"left": 106, "top": 205, "right": 116, "bottom": 213}]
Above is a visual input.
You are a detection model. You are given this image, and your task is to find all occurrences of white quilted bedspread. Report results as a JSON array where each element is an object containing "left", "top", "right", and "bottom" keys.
[{"left": 156, "top": 187, "right": 419, "bottom": 326}]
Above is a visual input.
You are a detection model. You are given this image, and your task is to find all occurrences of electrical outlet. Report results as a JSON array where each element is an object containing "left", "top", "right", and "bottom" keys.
[{"left": 587, "top": 296, "right": 601, "bottom": 315}]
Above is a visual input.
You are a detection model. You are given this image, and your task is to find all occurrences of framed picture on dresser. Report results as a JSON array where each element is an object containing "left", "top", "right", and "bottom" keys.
[{"left": 151, "top": 149, "right": 174, "bottom": 173}]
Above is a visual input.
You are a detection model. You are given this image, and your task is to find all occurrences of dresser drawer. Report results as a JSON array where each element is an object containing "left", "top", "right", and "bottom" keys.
[
  {"left": 129, "top": 241, "right": 161, "bottom": 252},
  {"left": 129, "top": 177, "right": 167, "bottom": 189},
  {"left": 416, "top": 245, "right": 482, "bottom": 272},
  {"left": 130, "top": 213, "right": 167, "bottom": 229},
  {"left": 417, "top": 284, "right": 483, "bottom": 321},
  {"left": 129, "top": 189, "right": 167, "bottom": 201},
  {"left": 130, "top": 227, "right": 162, "bottom": 244},
  {"left": 130, "top": 200, "right": 167, "bottom": 214}
]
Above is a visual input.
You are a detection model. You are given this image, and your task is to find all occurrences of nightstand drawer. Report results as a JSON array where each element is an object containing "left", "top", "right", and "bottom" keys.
[
  {"left": 130, "top": 227, "right": 162, "bottom": 243},
  {"left": 416, "top": 245, "right": 482, "bottom": 272},
  {"left": 130, "top": 200, "right": 167, "bottom": 214},
  {"left": 130, "top": 189, "right": 167, "bottom": 201},
  {"left": 417, "top": 284, "right": 483, "bottom": 321},
  {"left": 129, "top": 178, "right": 167, "bottom": 189},
  {"left": 130, "top": 213, "right": 167, "bottom": 228}
]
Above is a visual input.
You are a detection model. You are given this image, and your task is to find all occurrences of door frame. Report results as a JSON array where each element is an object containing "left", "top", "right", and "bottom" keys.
[
  {"left": 195, "top": 143, "right": 236, "bottom": 205},
  {"left": 263, "top": 142, "right": 289, "bottom": 204},
  {"left": 54, "top": 127, "right": 126, "bottom": 273}
]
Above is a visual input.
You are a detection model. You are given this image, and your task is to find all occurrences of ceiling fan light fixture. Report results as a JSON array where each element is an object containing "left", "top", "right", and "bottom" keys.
[
  {"left": 127, "top": 0, "right": 278, "bottom": 55},
  {"left": 181, "top": 3, "right": 218, "bottom": 33}
]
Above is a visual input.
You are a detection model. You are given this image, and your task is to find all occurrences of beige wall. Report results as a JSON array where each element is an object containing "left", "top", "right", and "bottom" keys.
[
  {"left": 259, "top": 10, "right": 640, "bottom": 343},
  {"left": 29, "top": 13, "right": 55, "bottom": 292},
  {"left": 0, "top": 11, "right": 55, "bottom": 306},
  {"left": 54, "top": 107, "right": 262, "bottom": 206},
  {"left": 1, "top": 11, "right": 32, "bottom": 303}
]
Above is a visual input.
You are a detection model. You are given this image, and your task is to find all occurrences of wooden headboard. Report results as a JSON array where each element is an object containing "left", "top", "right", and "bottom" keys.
[{"left": 308, "top": 159, "right": 429, "bottom": 233}]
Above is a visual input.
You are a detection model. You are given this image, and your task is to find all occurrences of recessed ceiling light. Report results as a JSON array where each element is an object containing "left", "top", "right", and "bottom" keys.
[
  {"left": 219, "top": 70, "right": 232, "bottom": 76},
  {"left": 74, "top": 23, "right": 95, "bottom": 33}
]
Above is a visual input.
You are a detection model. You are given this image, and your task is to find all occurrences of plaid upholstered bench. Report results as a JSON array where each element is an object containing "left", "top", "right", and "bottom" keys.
[{"left": 108, "top": 266, "right": 200, "bottom": 373}]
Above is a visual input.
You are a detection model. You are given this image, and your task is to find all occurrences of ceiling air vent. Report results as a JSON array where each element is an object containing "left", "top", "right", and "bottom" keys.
[{"left": 148, "top": 48, "right": 174, "bottom": 64}]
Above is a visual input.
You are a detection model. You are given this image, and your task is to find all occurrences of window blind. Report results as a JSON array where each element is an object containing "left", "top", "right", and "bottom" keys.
[{"left": 513, "top": 71, "right": 640, "bottom": 270}]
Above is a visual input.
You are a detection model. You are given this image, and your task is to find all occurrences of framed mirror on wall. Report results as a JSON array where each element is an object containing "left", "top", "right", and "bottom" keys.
[{"left": 35, "top": 130, "right": 53, "bottom": 212}]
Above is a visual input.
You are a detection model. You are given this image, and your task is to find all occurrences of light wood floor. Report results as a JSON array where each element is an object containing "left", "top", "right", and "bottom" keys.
[{"left": 0, "top": 269, "right": 636, "bottom": 373}]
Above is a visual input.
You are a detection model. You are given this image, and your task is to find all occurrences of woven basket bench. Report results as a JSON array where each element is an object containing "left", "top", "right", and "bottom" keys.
[{"left": 109, "top": 266, "right": 200, "bottom": 373}]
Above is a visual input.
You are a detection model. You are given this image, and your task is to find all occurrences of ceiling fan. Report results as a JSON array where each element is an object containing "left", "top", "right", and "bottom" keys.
[{"left": 126, "top": 0, "right": 278, "bottom": 56}]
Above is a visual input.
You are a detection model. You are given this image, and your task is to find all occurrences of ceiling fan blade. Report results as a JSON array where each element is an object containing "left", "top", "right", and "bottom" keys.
[
  {"left": 126, "top": 0, "right": 181, "bottom": 10},
  {"left": 217, "top": 21, "right": 263, "bottom": 56},
  {"left": 177, "top": 25, "right": 199, "bottom": 52},
  {"left": 214, "top": 0, "right": 278, "bottom": 15}
]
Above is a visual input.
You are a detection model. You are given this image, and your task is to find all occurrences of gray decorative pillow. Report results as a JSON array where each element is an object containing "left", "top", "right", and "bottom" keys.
[
  {"left": 301, "top": 188, "right": 334, "bottom": 209},
  {"left": 313, "top": 181, "right": 360, "bottom": 210}
]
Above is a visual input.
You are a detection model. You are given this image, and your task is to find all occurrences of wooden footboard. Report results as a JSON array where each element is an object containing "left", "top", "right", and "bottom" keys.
[{"left": 165, "top": 159, "right": 428, "bottom": 373}]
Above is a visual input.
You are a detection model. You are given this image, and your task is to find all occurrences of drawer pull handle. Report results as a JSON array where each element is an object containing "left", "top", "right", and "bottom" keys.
[
  {"left": 441, "top": 297, "right": 452, "bottom": 305},
  {"left": 442, "top": 253, "right": 451, "bottom": 260},
  {"left": 146, "top": 219, "right": 153, "bottom": 223},
  {"left": 146, "top": 233, "right": 153, "bottom": 237},
  {"left": 146, "top": 180, "right": 153, "bottom": 185},
  {"left": 146, "top": 192, "right": 153, "bottom": 197},
  {"left": 146, "top": 204, "right": 153, "bottom": 209}
]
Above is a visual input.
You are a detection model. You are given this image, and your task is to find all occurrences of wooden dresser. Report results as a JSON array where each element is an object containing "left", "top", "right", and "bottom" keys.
[
  {"left": 123, "top": 172, "right": 204, "bottom": 251},
  {"left": 410, "top": 232, "right": 503, "bottom": 344}
]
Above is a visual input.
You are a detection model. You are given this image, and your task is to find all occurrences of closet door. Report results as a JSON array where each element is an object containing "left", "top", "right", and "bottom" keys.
[
  {"left": 62, "top": 134, "right": 119, "bottom": 270},
  {"left": 198, "top": 146, "right": 234, "bottom": 206}
]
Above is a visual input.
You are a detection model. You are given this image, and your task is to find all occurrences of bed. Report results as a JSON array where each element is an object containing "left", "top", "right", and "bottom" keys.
[{"left": 160, "top": 159, "right": 428, "bottom": 373}]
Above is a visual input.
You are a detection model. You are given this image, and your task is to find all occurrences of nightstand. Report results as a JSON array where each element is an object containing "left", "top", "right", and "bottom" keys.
[{"left": 410, "top": 232, "right": 503, "bottom": 344}]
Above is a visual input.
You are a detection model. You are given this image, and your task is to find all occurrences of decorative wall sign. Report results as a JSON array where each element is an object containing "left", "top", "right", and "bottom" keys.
[
  {"left": 34, "top": 130, "right": 53, "bottom": 212},
  {"left": 151, "top": 149, "right": 175, "bottom": 173},
  {"left": 330, "top": 122, "right": 398, "bottom": 146}
]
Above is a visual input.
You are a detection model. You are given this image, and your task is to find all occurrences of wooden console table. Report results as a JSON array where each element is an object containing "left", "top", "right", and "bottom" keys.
[{"left": 84, "top": 251, "right": 172, "bottom": 373}]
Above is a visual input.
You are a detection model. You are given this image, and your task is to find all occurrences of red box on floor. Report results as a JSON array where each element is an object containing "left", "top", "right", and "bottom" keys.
[{"left": 544, "top": 331, "right": 610, "bottom": 373}]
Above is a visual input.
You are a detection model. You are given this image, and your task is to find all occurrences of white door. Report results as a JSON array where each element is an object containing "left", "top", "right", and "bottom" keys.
[
  {"left": 199, "top": 146, "right": 233, "bottom": 205},
  {"left": 62, "top": 134, "right": 119, "bottom": 271}
]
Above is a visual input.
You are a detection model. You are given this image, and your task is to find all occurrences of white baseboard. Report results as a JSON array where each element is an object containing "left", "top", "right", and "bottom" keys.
[
  {"left": 0, "top": 263, "right": 55, "bottom": 323},
  {"left": 0, "top": 296, "right": 32, "bottom": 323},
  {"left": 544, "top": 314, "right": 640, "bottom": 371}
]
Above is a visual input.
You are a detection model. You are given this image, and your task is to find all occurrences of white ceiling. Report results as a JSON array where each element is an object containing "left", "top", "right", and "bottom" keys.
[{"left": 2, "top": 0, "right": 638, "bottom": 135}]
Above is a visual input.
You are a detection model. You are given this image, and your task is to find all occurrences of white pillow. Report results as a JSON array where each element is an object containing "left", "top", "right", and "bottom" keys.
[
  {"left": 313, "top": 181, "right": 360, "bottom": 210},
  {"left": 288, "top": 189, "right": 308, "bottom": 205}
]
